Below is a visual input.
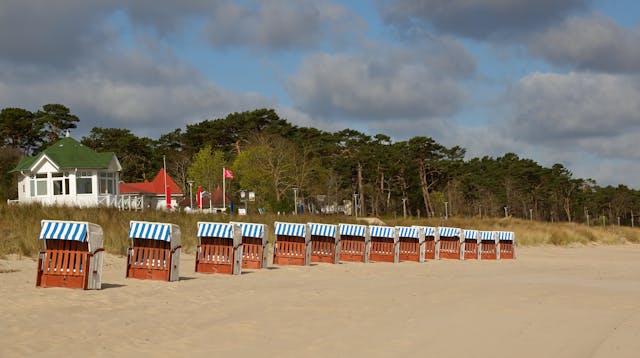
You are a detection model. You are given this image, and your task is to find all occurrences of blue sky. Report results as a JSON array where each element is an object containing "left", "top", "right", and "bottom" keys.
[{"left": 1, "top": 0, "right": 640, "bottom": 187}]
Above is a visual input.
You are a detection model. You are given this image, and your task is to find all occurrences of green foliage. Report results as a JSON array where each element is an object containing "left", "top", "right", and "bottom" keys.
[
  {"left": 0, "top": 107, "right": 41, "bottom": 154},
  {"left": 81, "top": 127, "right": 158, "bottom": 182},
  {"left": 4, "top": 103, "right": 640, "bottom": 224},
  {"left": 0, "top": 147, "right": 20, "bottom": 200},
  {"left": 35, "top": 103, "right": 79, "bottom": 144},
  {"left": 187, "top": 145, "right": 225, "bottom": 191}
]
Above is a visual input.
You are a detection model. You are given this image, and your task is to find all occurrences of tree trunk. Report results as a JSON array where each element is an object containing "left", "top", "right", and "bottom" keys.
[
  {"left": 418, "top": 160, "right": 433, "bottom": 217},
  {"left": 564, "top": 197, "right": 572, "bottom": 222},
  {"left": 357, "top": 162, "right": 364, "bottom": 216}
]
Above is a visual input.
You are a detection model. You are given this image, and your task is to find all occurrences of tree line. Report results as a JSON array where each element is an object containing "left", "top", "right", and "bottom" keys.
[{"left": 2, "top": 105, "right": 640, "bottom": 225}]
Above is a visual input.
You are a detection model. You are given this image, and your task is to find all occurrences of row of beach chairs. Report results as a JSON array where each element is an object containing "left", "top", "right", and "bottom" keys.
[{"left": 35, "top": 219, "right": 515, "bottom": 290}]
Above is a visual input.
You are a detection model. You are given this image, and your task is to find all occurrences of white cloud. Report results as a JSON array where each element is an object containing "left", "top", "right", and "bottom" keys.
[
  {"left": 529, "top": 13, "right": 640, "bottom": 73},
  {"left": 381, "top": 0, "right": 588, "bottom": 40},
  {"left": 0, "top": 63, "right": 274, "bottom": 138},
  {"left": 287, "top": 40, "right": 474, "bottom": 121},
  {"left": 202, "top": 0, "right": 364, "bottom": 50},
  {"left": 508, "top": 72, "right": 640, "bottom": 144}
]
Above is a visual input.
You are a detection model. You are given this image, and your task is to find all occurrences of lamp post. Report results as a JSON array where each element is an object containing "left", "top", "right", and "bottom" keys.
[
  {"left": 402, "top": 197, "right": 407, "bottom": 218},
  {"left": 444, "top": 201, "right": 448, "bottom": 220},
  {"left": 293, "top": 187, "right": 298, "bottom": 215},
  {"left": 353, "top": 193, "right": 359, "bottom": 219},
  {"left": 187, "top": 180, "right": 194, "bottom": 209}
]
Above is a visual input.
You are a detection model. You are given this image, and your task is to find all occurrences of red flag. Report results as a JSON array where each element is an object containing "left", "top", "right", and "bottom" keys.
[
  {"left": 223, "top": 168, "right": 234, "bottom": 179},
  {"left": 197, "top": 186, "right": 202, "bottom": 209},
  {"left": 165, "top": 185, "right": 172, "bottom": 209}
]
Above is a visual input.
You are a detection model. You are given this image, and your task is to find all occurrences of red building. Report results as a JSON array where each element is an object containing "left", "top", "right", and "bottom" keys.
[{"left": 119, "top": 168, "right": 183, "bottom": 210}]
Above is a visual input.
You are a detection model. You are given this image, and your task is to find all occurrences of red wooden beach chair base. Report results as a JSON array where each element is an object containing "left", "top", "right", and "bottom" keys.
[
  {"left": 126, "top": 239, "right": 174, "bottom": 281},
  {"left": 399, "top": 238, "right": 420, "bottom": 262},
  {"left": 424, "top": 239, "right": 436, "bottom": 260},
  {"left": 36, "top": 241, "right": 95, "bottom": 289},
  {"left": 370, "top": 238, "right": 395, "bottom": 263},
  {"left": 311, "top": 236, "right": 336, "bottom": 264},
  {"left": 195, "top": 238, "right": 234, "bottom": 274},
  {"left": 500, "top": 241, "right": 515, "bottom": 259},
  {"left": 480, "top": 241, "right": 497, "bottom": 260},
  {"left": 274, "top": 236, "right": 306, "bottom": 266},
  {"left": 439, "top": 238, "right": 461, "bottom": 260},
  {"left": 242, "top": 237, "right": 263, "bottom": 269},
  {"left": 463, "top": 240, "right": 478, "bottom": 260},
  {"left": 339, "top": 237, "right": 366, "bottom": 262}
]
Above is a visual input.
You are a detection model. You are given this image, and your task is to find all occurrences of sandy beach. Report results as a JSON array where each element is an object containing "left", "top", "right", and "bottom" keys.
[{"left": 1, "top": 245, "right": 639, "bottom": 357}]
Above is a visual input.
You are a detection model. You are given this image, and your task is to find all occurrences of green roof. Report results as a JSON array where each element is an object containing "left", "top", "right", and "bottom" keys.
[{"left": 11, "top": 137, "right": 116, "bottom": 172}]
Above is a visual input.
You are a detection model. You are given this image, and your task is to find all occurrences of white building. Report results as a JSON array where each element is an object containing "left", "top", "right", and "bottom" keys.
[{"left": 10, "top": 135, "right": 122, "bottom": 207}]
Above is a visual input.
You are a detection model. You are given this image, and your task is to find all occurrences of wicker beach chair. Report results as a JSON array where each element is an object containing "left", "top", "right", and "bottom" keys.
[
  {"left": 438, "top": 227, "right": 463, "bottom": 260},
  {"left": 369, "top": 225, "right": 399, "bottom": 263},
  {"left": 308, "top": 223, "right": 340, "bottom": 264},
  {"left": 126, "top": 220, "right": 181, "bottom": 281},
  {"left": 36, "top": 220, "right": 104, "bottom": 290},
  {"left": 195, "top": 222, "right": 242, "bottom": 275},
  {"left": 273, "top": 222, "right": 310, "bottom": 266},
  {"left": 338, "top": 223, "right": 370, "bottom": 263}
]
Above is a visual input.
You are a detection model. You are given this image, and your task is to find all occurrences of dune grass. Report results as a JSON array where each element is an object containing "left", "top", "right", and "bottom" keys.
[{"left": 1, "top": 203, "right": 638, "bottom": 258}]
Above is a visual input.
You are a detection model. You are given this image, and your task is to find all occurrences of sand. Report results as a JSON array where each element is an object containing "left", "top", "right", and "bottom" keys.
[{"left": 1, "top": 245, "right": 640, "bottom": 358}]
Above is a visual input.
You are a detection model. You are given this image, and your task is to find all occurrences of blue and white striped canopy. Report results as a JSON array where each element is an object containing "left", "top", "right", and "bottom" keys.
[
  {"left": 369, "top": 225, "right": 395, "bottom": 238},
  {"left": 274, "top": 222, "right": 306, "bottom": 237},
  {"left": 129, "top": 221, "right": 172, "bottom": 241},
  {"left": 479, "top": 231, "right": 495, "bottom": 241},
  {"left": 339, "top": 223, "right": 366, "bottom": 237},
  {"left": 39, "top": 220, "right": 88, "bottom": 242},
  {"left": 464, "top": 229, "right": 478, "bottom": 240},
  {"left": 309, "top": 223, "right": 337, "bottom": 237},
  {"left": 197, "top": 222, "right": 233, "bottom": 238},
  {"left": 232, "top": 222, "right": 264, "bottom": 238},
  {"left": 418, "top": 226, "right": 436, "bottom": 237},
  {"left": 495, "top": 231, "right": 515, "bottom": 241},
  {"left": 439, "top": 227, "right": 461, "bottom": 238},
  {"left": 396, "top": 226, "right": 419, "bottom": 238}
]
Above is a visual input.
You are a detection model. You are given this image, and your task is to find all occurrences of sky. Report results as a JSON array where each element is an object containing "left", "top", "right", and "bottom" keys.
[{"left": 1, "top": 0, "right": 640, "bottom": 188}]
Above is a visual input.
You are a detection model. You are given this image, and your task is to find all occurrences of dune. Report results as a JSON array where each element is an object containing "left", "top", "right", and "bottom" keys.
[{"left": 1, "top": 245, "right": 639, "bottom": 357}]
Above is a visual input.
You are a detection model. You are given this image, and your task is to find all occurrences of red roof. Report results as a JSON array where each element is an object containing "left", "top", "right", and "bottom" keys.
[
  {"left": 119, "top": 168, "right": 183, "bottom": 195},
  {"left": 210, "top": 186, "right": 231, "bottom": 207}
]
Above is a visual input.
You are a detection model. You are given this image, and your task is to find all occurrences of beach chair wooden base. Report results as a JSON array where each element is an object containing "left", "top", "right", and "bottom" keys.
[
  {"left": 399, "top": 238, "right": 420, "bottom": 262},
  {"left": 36, "top": 241, "right": 99, "bottom": 290},
  {"left": 439, "top": 238, "right": 461, "bottom": 260},
  {"left": 480, "top": 241, "right": 497, "bottom": 260},
  {"left": 424, "top": 239, "right": 436, "bottom": 260},
  {"left": 195, "top": 238, "right": 234, "bottom": 274},
  {"left": 339, "top": 237, "right": 366, "bottom": 262},
  {"left": 126, "top": 239, "right": 177, "bottom": 281},
  {"left": 464, "top": 240, "right": 478, "bottom": 260},
  {"left": 311, "top": 236, "right": 336, "bottom": 264},
  {"left": 242, "top": 237, "right": 263, "bottom": 269},
  {"left": 370, "top": 238, "right": 395, "bottom": 263},
  {"left": 500, "top": 241, "right": 514, "bottom": 259},
  {"left": 274, "top": 236, "right": 306, "bottom": 266}
]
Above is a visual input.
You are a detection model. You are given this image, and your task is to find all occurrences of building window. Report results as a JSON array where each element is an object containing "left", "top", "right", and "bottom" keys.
[
  {"left": 29, "top": 175, "right": 35, "bottom": 197},
  {"left": 99, "top": 172, "right": 116, "bottom": 194},
  {"left": 35, "top": 174, "right": 47, "bottom": 196},
  {"left": 52, "top": 173, "right": 63, "bottom": 195},
  {"left": 76, "top": 171, "right": 93, "bottom": 194}
]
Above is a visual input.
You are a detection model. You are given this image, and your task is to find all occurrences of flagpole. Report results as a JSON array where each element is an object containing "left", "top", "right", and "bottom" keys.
[
  {"left": 222, "top": 167, "right": 226, "bottom": 212},
  {"left": 163, "top": 155, "right": 168, "bottom": 209}
]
